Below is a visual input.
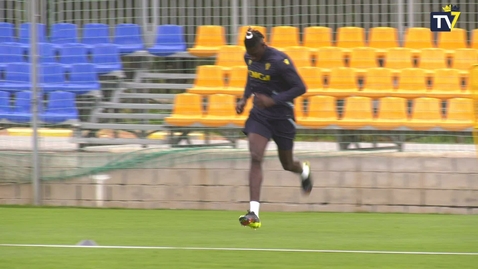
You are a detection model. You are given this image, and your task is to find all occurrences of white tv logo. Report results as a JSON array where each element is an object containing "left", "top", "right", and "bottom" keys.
[{"left": 432, "top": 14, "right": 452, "bottom": 29}]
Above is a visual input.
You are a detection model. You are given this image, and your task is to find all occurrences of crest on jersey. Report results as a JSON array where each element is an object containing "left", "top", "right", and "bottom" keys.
[
  {"left": 248, "top": 59, "right": 252, "bottom": 65},
  {"left": 265, "top": 63, "right": 271, "bottom": 70},
  {"left": 283, "top": 59, "right": 290, "bottom": 65}
]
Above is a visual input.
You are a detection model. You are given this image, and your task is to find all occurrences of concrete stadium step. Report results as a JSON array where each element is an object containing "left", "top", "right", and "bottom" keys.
[
  {"left": 71, "top": 137, "right": 168, "bottom": 145},
  {"left": 117, "top": 93, "right": 176, "bottom": 100},
  {"left": 138, "top": 72, "right": 196, "bottom": 80},
  {"left": 98, "top": 102, "right": 174, "bottom": 110},
  {"left": 122, "top": 82, "right": 193, "bottom": 90},
  {"left": 94, "top": 112, "right": 169, "bottom": 120},
  {"left": 78, "top": 123, "right": 166, "bottom": 131}
]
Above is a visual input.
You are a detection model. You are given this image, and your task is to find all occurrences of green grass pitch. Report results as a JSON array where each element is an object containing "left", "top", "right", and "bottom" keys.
[{"left": 0, "top": 206, "right": 477, "bottom": 269}]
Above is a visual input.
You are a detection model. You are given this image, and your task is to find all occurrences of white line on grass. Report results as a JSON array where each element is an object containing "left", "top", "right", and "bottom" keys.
[{"left": 0, "top": 244, "right": 477, "bottom": 256}]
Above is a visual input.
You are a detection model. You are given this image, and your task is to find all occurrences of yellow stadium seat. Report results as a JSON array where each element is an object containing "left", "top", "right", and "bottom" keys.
[
  {"left": 315, "top": 46, "right": 345, "bottom": 76},
  {"left": 429, "top": 68, "right": 469, "bottom": 99},
  {"left": 417, "top": 48, "right": 448, "bottom": 73},
  {"left": 403, "top": 27, "right": 434, "bottom": 58},
  {"left": 303, "top": 26, "right": 332, "bottom": 57},
  {"left": 187, "top": 65, "right": 225, "bottom": 95},
  {"left": 269, "top": 26, "right": 300, "bottom": 51},
  {"left": 338, "top": 96, "right": 374, "bottom": 129},
  {"left": 164, "top": 93, "right": 203, "bottom": 127},
  {"left": 472, "top": 29, "right": 478, "bottom": 49},
  {"left": 296, "top": 95, "right": 338, "bottom": 128},
  {"left": 384, "top": 47, "right": 414, "bottom": 74},
  {"left": 188, "top": 25, "right": 226, "bottom": 57},
  {"left": 440, "top": 98, "right": 473, "bottom": 131},
  {"left": 297, "top": 66, "right": 325, "bottom": 97},
  {"left": 361, "top": 68, "right": 395, "bottom": 98},
  {"left": 406, "top": 97, "right": 443, "bottom": 131},
  {"left": 348, "top": 47, "right": 378, "bottom": 75},
  {"left": 368, "top": 27, "right": 399, "bottom": 57},
  {"left": 327, "top": 67, "right": 359, "bottom": 97},
  {"left": 223, "top": 65, "right": 248, "bottom": 97},
  {"left": 294, "top": 95, "right": 305, "bottom": 121},
  {"left": 437, "top": 28, "right": 468, "bottom": 58},
  {"left": 451, "top": 48, "right": 478, "bottom": 75},
  {"left": 283, "top": 46, "right": 312, "bottom": 68},
  {"left": 372, "top": 97, "right": 408, "bottom": 130},
  {"left": 232, "top": 97, "right": 253, "bottom": 127},
  {"left": 395, "top": 68, "right": 428, "bottom": 99},
  {"left": 237, "top": 25, "right": 267, "bottom": 45},
  {"left": 336, "top": 26, "right": 365, "bottom": 49},
  {"left": 200, "top": 94, "right": 236, "bottom": 127},
  {"left": 215, "top": 45, "right": 246, "bottom": 73}
]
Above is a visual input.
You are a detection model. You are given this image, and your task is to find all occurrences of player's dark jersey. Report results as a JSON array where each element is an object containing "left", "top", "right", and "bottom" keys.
[{"left": 243, "top": 47, "right": 306, "bottom": 120}]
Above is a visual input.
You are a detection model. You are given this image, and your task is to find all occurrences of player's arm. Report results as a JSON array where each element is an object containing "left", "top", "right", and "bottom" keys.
[
  {"left": 271, "top": 58, "right": 306, "bottom": 105},
  {"left": 241, "top": 54, "right": 253, "bottom": 101}
]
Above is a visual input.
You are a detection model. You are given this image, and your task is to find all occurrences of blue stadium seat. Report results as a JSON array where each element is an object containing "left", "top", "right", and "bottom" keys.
[
  {"left": 38, "top": 43, "right": 57, "bottom": 63},
  {"left": 6, "top": 91, "right": 31, "bottom": 123},
  {"left": 0, "top": 42, "right": 25, "bottom": 72},
  {"left": 0, "top": 63, "right": 31, "bottom": 92},
  {"left": 91, "top": 44, "right": 122, "bottom": 74},
  {"left": 0, "top": 22, "right": 16, "bottom": 43},
  {"left": 59, "top": 43, "right": 88, "bottom": 72},
  {"left": 65, "top": 63, "right": 100, "bottom": 95},
  {"left": 113, "top": 23, "right": 144, "bottom": 54},
  {"left": 39, "top": 63, "right": 66, "bottom": 93},
  {"left": 41, "top": 91, "right": 78, "bottom": 124},
  {"left": 19, "top": 23, "right": 47, "bottom": 51},
  {"left": 148, "top": 24, "right": 187, "bottom": 56},
  {"left": 0, "top": 91, "right": 11, "bottom": 120},
  {"left": 50, "top": 23, "right": 79, "bottom": 49},
  {"left": 81, "top": 23, "right": 110, "bottom": 52}
]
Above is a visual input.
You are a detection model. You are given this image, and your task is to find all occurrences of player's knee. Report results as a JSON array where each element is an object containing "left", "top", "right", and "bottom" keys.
[{"left": 250, "top": 151, "right": 264, "bottom": 164}]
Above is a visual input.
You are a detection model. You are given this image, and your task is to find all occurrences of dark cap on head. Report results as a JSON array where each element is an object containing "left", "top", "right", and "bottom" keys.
[{"left": 244, "top": 27, "right": 265, "bottom": 49}]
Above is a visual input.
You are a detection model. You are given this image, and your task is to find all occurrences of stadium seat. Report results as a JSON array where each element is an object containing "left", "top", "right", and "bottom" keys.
[
  {"left": 437, "top": 28, "right": 467, "bottom": 58},
  {"left": 472, "top": 29, "right": 478, "bottom": 49},
  {"left": 405, "top": 97, "right": 442, "bottom": 131},
  {"left": 232, "top": 97, "right": 253, "bottom": 127},
  {"left": 0, "top": 42, "right": 25, "bottom": 72},
  {"left": 91, "top": 43, "right": 123, "bottom": 74},
  {"left": 40, "top": 91, "right": 78, "bottom": 124},
  {"left": 148, "top": 24, "right": 187, "bottom": 56},
  {"left": 0, "top": 22, "right": 16, "bottom": 43},
  {"left": 283, "top": 46, "right": 312, "bottom": 68},
  {"left": 38, "top": 43, "right": 57, "bottom": 63},
  {"left": 6, "top": 91, "right": 32, "bottom": 123},
  {"left": 215, "top": 45, "right": 246, "bottom": 73},
  {"left": 361, "top": 68, "right": 395, "bottom": 98},
  {"left": 297, "top": 66, "right": 324, "bottom": 96},
  {"left": 200, "top": 94, "right": 236, "bottom": 127},
  {"left": 187, "top": 65, "right": 225, "bottom": 95},
  {"left": 372, "top": 97, "right": 408, "bottom": 130},
  {"left": 0, "top": 91, "right": 10, "bottom": 120},
  {"left": 440, "top": 98, "right": 473, "bottom": 131},
  {"left": 19, "top": 23, "right": 47, "bottom": 51},
  {"left": 38, "top": 63, "right": 67, "bottom": 93},
  {"left": 368, "top": 27, "right": 399, "bottom": 56},
  {"left": 383, "top": 47, "right": 414, "bottom": 73},
  {"left": 237, "top": 25, "right": 267, "bottom": 45},
  {"left": 417, "top": 48, "right": 447, "bottom": 73},
  {"left": 222, "top": 65, "right": 247, "bottom": 96},
  {"left": 326, "top": 67, "right": 359, "bottom": 97},
  {"left": 296, "top": 95, "right": 338, "bottom": 128},
  {"left": 49, "top": 23, "right": 79, "bottom": 49},
  {"left": 395, "top": 68, "right": 428, "bottom": 99},
  {"left": 64, "top": 63, "right": 100, "bottom": 95},
  {"left": 315, "top": 46, "right": 345, "bottom": 76},
  {"left": 303, "top": 26, "right": 332, "bottom": 55},
  {"left": 187, "top": 25, "right": 226, "bottom": 57},
  {"left": 336, "top": 26, "right": 365, "bottom": 55},
  {"left": 338, "top": 96, "right": 374, "bottom": 129},
  {"left": 0, "top": 62, "right": 31, "bottom": 92},
  {"left": 294, "top": 95, "right": 305, "bottom": 121},
  {"left": 403, "top": 27, "right": 434, "bottom": 57},
  {"left": 59, "top": 43, "right": 89, "bottom": 72},
  {"left": 269, "top": 26, "right": 300, "bottom": 51},
  {"left": 81, "top": 23, "right": 111, "bottom": 52},
  {"left": 429, "top": 68, "right": 468, "bottom": 99},
  {"left": 451, "top": 48, "right": 478, "bottom": 74},
  {"left": 113, "top": 23, "right": 144, "bottom": 54},
  {"left": 164, "top": 93, "right": 203, "bottom": 127},
  {"left": 348, "top": 47, "right": 378, "bottom": 74}
]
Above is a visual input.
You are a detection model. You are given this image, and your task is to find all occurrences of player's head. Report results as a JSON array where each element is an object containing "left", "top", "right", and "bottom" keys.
[{"left": 244, "top": 27, "right": 266, "bottom": 61}]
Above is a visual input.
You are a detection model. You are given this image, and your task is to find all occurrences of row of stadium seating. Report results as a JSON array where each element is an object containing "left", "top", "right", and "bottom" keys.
[
  {"left": 0, "top": 42, "right": 122, "bottom": 75},
  {"left": 165, "top": 93, "right": 473, "bottom": 132},
  {"left": 0, "top": 90, "right": 78, "bottom": 124},
  {"left": 186, "top": 65, "right": 470, "bottom": 99},
  {"left": 0, "top": 63, "right": 100, "bottom": 95}
]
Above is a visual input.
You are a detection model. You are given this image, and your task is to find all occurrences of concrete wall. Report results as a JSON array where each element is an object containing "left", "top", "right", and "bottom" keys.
[{"left": 1, "top": 153, "right": 478, "bottom": 214}]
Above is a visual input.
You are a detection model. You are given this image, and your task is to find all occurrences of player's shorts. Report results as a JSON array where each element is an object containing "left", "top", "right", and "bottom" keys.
[{"left": 242, "top": 112, "right": 296, "bottom": 150}]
